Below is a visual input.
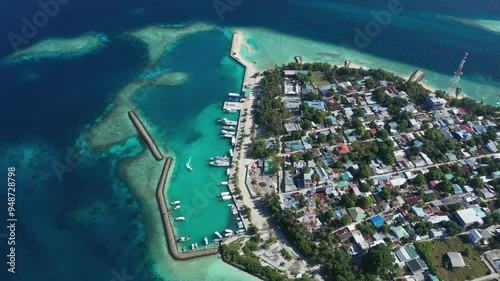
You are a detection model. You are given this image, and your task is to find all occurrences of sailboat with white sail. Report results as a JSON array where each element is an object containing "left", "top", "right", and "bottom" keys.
[{"left": 186, "top": 156, "right": 193, "bottom": 172}]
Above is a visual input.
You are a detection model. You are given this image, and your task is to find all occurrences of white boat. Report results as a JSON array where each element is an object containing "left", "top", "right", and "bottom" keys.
[
  {"left": 210, "top": 159, "right": 230, "bottom": 167},
  {"left": 224, "top": 109, "right": 237, "bottom": 113},
  {"left": 170, "top": 201, "right": 181, "bottom": 205},
  {"left": 228, "top": 93, "right": 240, "bottom": 97},
  {"left": 210, "top": 155, "right": 229, "bottom": 161},
  {"left": 224, "top": 233, "right": 234, "bottom": 238},
  {"left": 191, "top": 244, "right": 195, "bottom": 250},
  {"left": 222, "top": 126, "right": 236, "bottom": 130},
  {"left": 204, "top": 237, "right": 208, "bottom": 246},
  {"left": 174, "top": 205, "right": 181, "bottom": 210},
  {"left": 225, "top": 229, "right": 234, "bottom": 233},
  {"left": 221, "top": 130, "right": 235, "bottom": 135},
  {"left": 177, "top": 236, "right": 191, "bottom": 242},
  {"left": 232, "top": 206, "right": 238, "bottom": 215},
  {"left": 194, "top": 243, "right": 198, "bottom": 248},
  {"left": 226, "top": 168, "right": 230, "bottom": 176},
  {"left": 229, "top": 149, "right": 234, "bottom": 157},
  {"left": 222, "top": 133, "right": 233, "bottom": 138},
  {"left": 227, "top": 204, "right": 235, "bottom": 207},
  {"left": 221, "top": 195, "right": 232, "bottom": 201},
  {"left": 219, "top": 181, "right": 228, "bottom": 186},
  {"left": 219, "top": 192, "right": 230, "bottom": 197},
  {"left": 217, "top": 118, "right": 237, "bottom": 126},
  {"left": 238, "top": 222, "right": 244, "bottom": 229},
  {"left": 214, "top": 231, "right": 223, "bottom": 239},
  {"left": 175, "top": 217, "right": 185, "bottom": 221},
  {"left": 182, "top": 246, "right": 187, "bottom": 252},
  {"left": 185, "top": 156, "right": 193, "bottom": 172},
  {"left": 231, "top": 137, "right": 236, "bottom": 145},
  {"left": 236, "top": 217, "right": 241, "bottom": 221},
  {"left": 236, "top": 229, "right": 245, "bottom": 235},
  {"left": 213, "top": 239, "right": 221, "bottom": 243}
]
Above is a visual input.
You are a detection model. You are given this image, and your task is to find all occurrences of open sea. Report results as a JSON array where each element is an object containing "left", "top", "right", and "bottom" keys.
[{"left": 0, "top": 0, "right": 498, "bottom": 281}]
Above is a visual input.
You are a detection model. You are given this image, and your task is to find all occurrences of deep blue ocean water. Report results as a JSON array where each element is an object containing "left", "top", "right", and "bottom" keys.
[{"left": 0, "top": 0, "right": 498, "bottom": 280}]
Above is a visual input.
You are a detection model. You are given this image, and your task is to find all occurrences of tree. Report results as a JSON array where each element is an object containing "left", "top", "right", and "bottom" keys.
[
  {"left": 317, "top": 134, "right": 327, "bottom": 144},
  {"left": 359, "top": 164, "right": 372, "bottom": 178},
  {"left": 356, "top": 196, "right": 374, "bottom": 209},
  {"left": 413, "top": 174, "right": 426, "bottom": 187},
  {"left": 341, "top": 214, "right": 352, "bottom": 226},
  {"left": 380, "top": 224, "right": 390, "bottom": 234},
  {"left": 380, "top": 188, "right": 392, "bottom": 200},
  {"left": 361, "top": 244, "right": 395, "bottom": 278},
  {"left": 470, "top": 177, "right": 484, "bottom": 189},
  {"left": 289, "top": 153, "right": 300, "bottom": 163},
  {"left": 442, "top": 221, "right": 463, "bottom": 236},
  {"left": 271, "top": 156, "right": 283, "bottom": 174}
]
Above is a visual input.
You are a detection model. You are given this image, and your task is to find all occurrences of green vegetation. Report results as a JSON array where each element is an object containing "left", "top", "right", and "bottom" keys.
[{"left": 415, "top": 237, "right": 490, "bottom": 281}]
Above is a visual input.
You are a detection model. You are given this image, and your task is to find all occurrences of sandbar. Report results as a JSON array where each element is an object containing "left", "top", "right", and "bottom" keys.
[
  {"left": 126, "top": 22, "right": 217, "bottom": 66},
  {"left": 87, "top": 71, "right": 188, "bottom": 151},
  {"left": 5, "top": 32, "right": 108, "bottom": 63}
]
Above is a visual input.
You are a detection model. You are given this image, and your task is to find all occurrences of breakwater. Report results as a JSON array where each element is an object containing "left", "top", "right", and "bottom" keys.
[
  {"left": 156, "top": 157, "right": 219, "bottom": 260},
  {"left": 128, "top": 111, "right": 164, "bottom": 161}
]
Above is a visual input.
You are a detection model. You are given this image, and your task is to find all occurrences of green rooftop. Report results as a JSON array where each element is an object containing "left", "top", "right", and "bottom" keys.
[{"left": 244, "top": 89, "right": 251, "bottom": 98}]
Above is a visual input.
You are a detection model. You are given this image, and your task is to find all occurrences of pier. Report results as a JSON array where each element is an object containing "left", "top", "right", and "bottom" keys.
[
  {"left": 223, "top": 101, "right": 242, "bottom": 111},
  {"left": 128, "top": 111, "right": 163, "bottom": 161},
  {"left": 156, "top": 157, "right": 219, "bottom": 260}
]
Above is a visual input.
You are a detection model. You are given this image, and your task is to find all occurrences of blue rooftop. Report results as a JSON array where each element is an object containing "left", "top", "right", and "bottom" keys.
[
  {"left": 370, "top": 215, "right": 384, "bottom": 227},
  {"left": 304, "top": 100, "right": 326, "bottom": 111}
]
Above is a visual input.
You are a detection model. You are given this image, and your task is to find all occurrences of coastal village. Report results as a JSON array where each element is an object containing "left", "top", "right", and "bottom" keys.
[{"left": 217, "top": 34, "right": 500, "bottom": 281}]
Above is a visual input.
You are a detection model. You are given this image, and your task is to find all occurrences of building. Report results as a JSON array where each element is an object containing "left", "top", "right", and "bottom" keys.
[
  {"left": 392, "top": 226, "right": 409, "bottom": 240},
  {"left": 456, "top": 208, "right": 484, "bottom": 227},
  {"left": 283, "top": 99, "right": 302, "bottom": 109},
  {"left": 347, "top": 207, "right": 366, "bottom": 222},
  {"left": 426, "top": 93, "right": 447, "bottom": 109},
  {"left": 447, "top": 252, "right": 465, "bottom": 268},
  {"left": 284, "top": 123, "right": 302, "bottom": 133},
  {"left": 304, "top": 100, "right": 326, "bottom": 111},
  {"left": 469, "top": 228, "right": 491, "bottom": 245},
  {"left": 406, "top": 258, "right": 428, "bottom": 274}
]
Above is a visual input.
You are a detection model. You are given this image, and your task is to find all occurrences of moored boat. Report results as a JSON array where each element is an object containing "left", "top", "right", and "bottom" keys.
[
  {"left": 224, "top": 109, "right": 237, "bottom": 113},
  {"left": 214, "top": 231, "right": 223, "bottom": 239},
  {"left": 222, "top": 133, "right": 233, "bottom": 138},
  {"left": 219, "top": 181, "right": 228, "bottom": 186},
  {"left": 217, "top": 118, "right": 237, "bottom": 126},
  {"left": 175, "top": 217, "right": 185, "bottom": 221},
  {"left": 210, "top": 155, "right": 229, "bottom": 161},
  {"left": 174, "top": 205, "right": 181, "bottom": 210},
  {"left": 225, "top": 229, "right": 234, "bottom": 233},
  {"left": 221, "top": 195, "right": 232, "bottom": 201},
  {"left": 231, "top": 137, "right": 236, "bottom": 145},
  {"left": 182, "top": 246, "right": 187, "bottom": 252},
  {"left": 229, "top": 149, "right": 233, "bottom": 157},
  {"left": 224, "top": 233, "right": 234, "bottom": 238},
  {"left": 177, "top": 236, "right": 191, "bottom": 242},
  {"left": 204, "top": 237, "right": 208, "bottom": 246},
  {"left": 238, "top": 222, "right": 244, "bottom": 229},
  {"left": 191, "top": 244, "right": 195, "bottom": 250},
  {"left": 170, "top": 201, "right": 181, "bottom": 205},
  {"left": 210, "top": 159, "right": 230, "bottom": 167},
  {"left": 232, "top": 206, "right": 238, "bottom": 215},
  {"left": 222, "top": 126, "right": 235, "bottom": 130},
  {"left": 219, "top": 192, "right": 230, "bottom": 197},
  {"left": 221, "top": 130, "right": 235, "bottom": 135},
  {"left": 228, "top": 92, "right": 240, "bottom": 97},
  {"left": 213, "top": 238, "right": 221, "bottom": 243},
  {"left": 226, "top": 168, "right": 230, "bottom": 176},
  {"left": 194, "top": 243, "right": 198, "bottom": 248}
]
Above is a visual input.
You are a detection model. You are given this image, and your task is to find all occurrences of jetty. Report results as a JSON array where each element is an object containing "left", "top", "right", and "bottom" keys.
[
  {"left": 223, "top": 101, "right": 242, "bottom": 111},
  {"left": 128, "top": 111, "right": 163, "bottom": 161},
  {"left": 408, "top": 70, "right": 427, "bottom": 83},
  {"left": 156, "top": 157, "right": 218, "bottom": 260}
]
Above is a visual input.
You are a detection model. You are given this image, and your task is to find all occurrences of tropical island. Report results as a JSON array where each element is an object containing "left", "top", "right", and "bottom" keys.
[{"left": 218, "top": 42, "right": 500, "bottom": 281}]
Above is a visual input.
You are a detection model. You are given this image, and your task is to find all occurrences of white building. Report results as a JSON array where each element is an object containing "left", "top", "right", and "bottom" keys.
[{"left": 456, "top": 208, "right": 484, "bottom": 227}]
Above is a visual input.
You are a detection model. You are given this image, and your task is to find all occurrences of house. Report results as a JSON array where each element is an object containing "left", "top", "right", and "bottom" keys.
[
  {"left": 284, "top": 177, "right": 297, "bottom": 193},
  {"left": 486, "top": 141, "right": 498, "bottom": 153},
  {"left": 406, "top": 258, "right": 429, "bottom": 274},
  {"left": 430, "top": 228, "right": 447, "bottom": 238},
  {"left": 469, "top": 228, "right": 491, "bottom": 245},
  {"left": 284, "top": 123, "right": 302, "bottom": 133},
  {"left": 447, "top": 252, "right": 465, "bottom": 268},
  {"left": 304, "top": 100, "right": 326, "bottom": 111},
  {"left": 392, "top": 226, "right": 409, "bottom": 240},
  {"left": 348, "top": 207, "right": 366, "bottom": 222},
  {"left": 456, "top": 208, "right": 484, "bottom": 227},
  {"left": 426, "top": 93, "right": 446, "bottom": 109},
  {"left": 283, "top": 99, "right": 302, "bottom": 109}
]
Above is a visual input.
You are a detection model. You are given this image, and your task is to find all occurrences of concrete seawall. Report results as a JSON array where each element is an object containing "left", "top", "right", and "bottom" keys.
[
  {"left": 156, "top": 157, "right": 219, "bottom": 260},
  {"left": 128, "top": 111, "right": 164, "bottom": 161}
]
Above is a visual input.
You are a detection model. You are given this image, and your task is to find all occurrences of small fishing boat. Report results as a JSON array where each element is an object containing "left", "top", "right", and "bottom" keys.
[
  {"left": 214, "top": 231, "right": 223, "bottom": 239},
  {"left": 170, "top": 201, "right": 181, "bottom": 205},
  {"left": 219, "top": 192, "right": 230, "bottom": 197},
  {"left": 182, "top": 246, "right": 187, "bottom": 252},
  {"left": 222, "top": 126, "right": 235, "bottom": 130},
  {"left": 228, "top": 93, "right": 240, "bottom": 97},
  {"left": 185, "top": 156, "right": 193, "bottom": 172},
  {"left": 213, "top": 239, "right": 221, "bottom": 243},
  {"left": 194, "top": 243, "right": 198, "bottom": 248},
  {"left": 175, "top": 217, "right": 185, "bottom": 221},
  {"left": 221, "top": 195, "right": 232, "bottom": 201},
  {"left": 191, "top": 244, "right": 195, "bottom": 250},
  {"left": 229, "top": 149, "right": 234, "bottom": 157},
  {"left": 177, "top": 236, "right": 191, "bottom": 242},
  {"left": 226, "top": 168, "right": 230, "bottom": 176},
  {"left": 174, "top": 205, "right": 181, "bottom": 210},
  {"left": 225, "top": 229, "right": 234, "bottom": 233},
  {"left": 204, "top": 237, "right": 208, "bottom": 246},
  {"left": 231, "top": 137, "right": 236, "bottom": 145},
  {"left": 219, "top": 181, "right": 228, "bottom": 186},
  {"left": 222, "top": 133, "right": 233, "bottom": 138},
  {"left": 224, "top": 233, "right": 234, "bottom": 238}
]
